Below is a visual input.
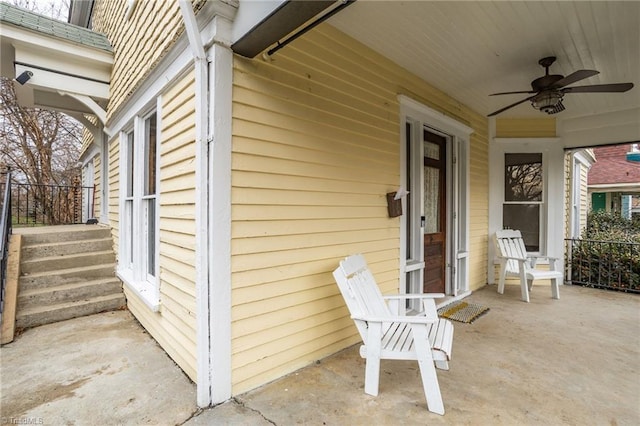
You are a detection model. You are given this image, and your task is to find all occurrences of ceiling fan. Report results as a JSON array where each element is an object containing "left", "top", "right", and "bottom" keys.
[{"left": 488, "top": 56, "right": 634, "bottom": 117}]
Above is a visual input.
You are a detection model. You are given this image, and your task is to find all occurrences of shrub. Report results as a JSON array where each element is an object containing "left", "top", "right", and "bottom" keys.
[{"left": 571, "top": 211, "right": 640, "bottom": 292}]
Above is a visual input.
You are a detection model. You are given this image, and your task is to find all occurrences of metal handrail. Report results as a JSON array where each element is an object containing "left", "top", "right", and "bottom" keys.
[
  {"left": 11, "top": 182, "right": 95, "bottom": 226},
  {"left": 1, "top": 172, "right": 12, "bottom": 316},
  {"left": 565, "top": 238, "right": 640, "bottom": 293}
]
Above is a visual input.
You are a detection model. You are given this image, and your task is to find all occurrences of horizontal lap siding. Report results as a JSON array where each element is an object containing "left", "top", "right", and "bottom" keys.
[
  {"left": 108, "top": 137, "right": 119, "bottom": 253},
  {"left": 495, "top": 118, "right": 557, "bottom": 138},
  {"left": 92, "top": 0, "right": 205, "bottom": 121},
  {"left": 230, "top": 24, "right": 489, "bottom": 394},
  {"left": 125, "top": 71, "right": 198, "bottom": 382},
  {"left": 93, "top": 155, "right": 101, "bottom": 220}
]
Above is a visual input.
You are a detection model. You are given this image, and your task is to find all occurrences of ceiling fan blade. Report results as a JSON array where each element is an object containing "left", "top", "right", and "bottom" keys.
[
  {"left": 487, "top": 95, "right": 536, "bottom": 117},
  {"left": 563, "top": 82, "right": 634, "bottom": 93},
  {"left": 551, "top": 69, "right": 599, "bottom": 88},
  {"left": 489, "top": 90, "right": 536, "bottom": 96}
]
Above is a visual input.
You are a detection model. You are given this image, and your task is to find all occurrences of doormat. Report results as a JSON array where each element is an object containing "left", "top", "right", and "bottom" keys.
[{"left": 437, "top": 301, "right": 489, "bottom": 324}]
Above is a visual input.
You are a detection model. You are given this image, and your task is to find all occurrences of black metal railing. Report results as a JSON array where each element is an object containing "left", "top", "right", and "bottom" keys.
[
  {"left": 10, "top": 182, "right": 95, "bottom": 226},
  {"left": 565, "top": 238, "right": 640, "bottom": 293},
  {"left": 1, "top": 171, "right": 12, "bottom": 316}
]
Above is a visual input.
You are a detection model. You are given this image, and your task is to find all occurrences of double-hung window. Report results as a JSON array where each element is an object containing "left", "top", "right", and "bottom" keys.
[
  {"left": 120, "top": 111, "right": 159, "bottom": 310},
  {"left": 503, "top": 153, "right": 543, "bottom": 252}
]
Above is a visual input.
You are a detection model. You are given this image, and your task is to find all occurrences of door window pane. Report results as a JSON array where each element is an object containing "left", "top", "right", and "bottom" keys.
[
  {"left": 424, "top": 141, "right": 440, "bottom": 160},
  {"left": 424, "top": 166, "right": 440, "bottom": 233}
]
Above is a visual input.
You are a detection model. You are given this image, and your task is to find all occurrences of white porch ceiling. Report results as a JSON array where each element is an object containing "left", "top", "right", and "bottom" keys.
[{"left": 328, "top": 1, "right": 640, "bottom": 129}]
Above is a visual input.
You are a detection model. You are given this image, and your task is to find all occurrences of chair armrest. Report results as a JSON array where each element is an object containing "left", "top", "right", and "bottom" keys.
[
  {"left": 497, "top": 255, "right": 526, "bottom": 262},
  {"left": 527, "top": 255, "right": 558, "bottom": 261},
  {"left": 383, "top": 294, "right": 443, "bottom": 319},
  {"left": 351, "top": 314, "right": 438, "bottom": 324}
]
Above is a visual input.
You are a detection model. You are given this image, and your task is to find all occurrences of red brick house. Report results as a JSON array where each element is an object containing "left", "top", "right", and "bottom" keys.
[{"left": 588, "top": 144, "right": 640, "bottom": 217}]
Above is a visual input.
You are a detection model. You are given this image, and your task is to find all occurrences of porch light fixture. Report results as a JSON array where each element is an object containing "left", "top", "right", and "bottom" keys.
[
  {"left": 15, "top": 70, "right": 33, "bottom": 85},
  {"left": 531, "top": 90, "right": 564, "bottom": 114}
]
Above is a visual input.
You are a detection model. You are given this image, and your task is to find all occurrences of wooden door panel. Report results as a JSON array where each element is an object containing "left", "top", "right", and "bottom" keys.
[{"left": 423, "top": 243, "right": 444, "bottom": 293}]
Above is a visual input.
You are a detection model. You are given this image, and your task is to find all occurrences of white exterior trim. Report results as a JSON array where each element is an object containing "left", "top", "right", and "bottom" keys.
[
  {"left": 589, "top": 183, "right": 640, "bottom": 191},
  {"left": 179, "top": 1, "right": 234, "bottom": 407},
  {"left": 398, "top": 95, "right": 472, "bottom": 300},
  {"left": 179, "top": 0, "right": 212, "bottom": 408},
  {"left": 207, "top": 28, "right": 233, "bottom": 404},
  {"left": 569, "top": 149, "right": 594, "bottom": 239},
  {"left": 398, "top": 95, "right": 473, "bottom": 138}
]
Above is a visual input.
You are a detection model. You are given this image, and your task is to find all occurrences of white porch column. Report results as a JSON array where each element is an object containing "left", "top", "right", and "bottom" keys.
[
  {"left": 207, "top": 20, "right": 233, "bottom": 403},
  {"left": 179, "top": 0, "right": 235, "bottom": 407}
]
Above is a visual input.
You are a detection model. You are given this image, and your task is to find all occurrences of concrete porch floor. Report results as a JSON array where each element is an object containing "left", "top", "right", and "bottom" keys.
[{"left": 1, "top": 285, "right": 638, "bottom": 425}]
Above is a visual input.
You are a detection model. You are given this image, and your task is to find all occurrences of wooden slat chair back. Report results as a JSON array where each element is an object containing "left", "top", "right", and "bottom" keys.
[
  {"left": 495, "top": 229, "right": 562, "bottom": 302},
  {"left": 333, "top": 254, "right": 454, "bottom": 415}
]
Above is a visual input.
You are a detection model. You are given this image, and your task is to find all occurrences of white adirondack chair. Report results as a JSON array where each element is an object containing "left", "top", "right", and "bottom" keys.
[
  {"left": 495, "top": 229, "right": 562, "bottom": 302},
  {"left": 332, "top": 254, "right": 454, "bottom": 415}
]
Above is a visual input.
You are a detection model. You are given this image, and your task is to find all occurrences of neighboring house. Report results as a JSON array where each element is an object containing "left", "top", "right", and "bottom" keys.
[
  {"left": 1, "top": 0, "right": 638, "bottom": 409},
  {"left": 588, "top": 144, "right": 640, "bottom": 219}
]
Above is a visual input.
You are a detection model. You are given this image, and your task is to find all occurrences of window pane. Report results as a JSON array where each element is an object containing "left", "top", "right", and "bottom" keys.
[
  {"left": 406, "top": 122, "right": 412, "bottom": 260},
  {"left": 424, "top": 166, "right": 440, "bottom": 233},
  {"left": 503, "top": 204, "right": 540, "bottom": 251},
  {"left": 505, "top": 153, "right": 542, "bottom": 202},
  {"left": 126, "top": 132, "right": 134, "bottom": 197},
  {"left": 125, "top": 200, "right": 133, "bottom": 265},
  {"left": 144, "top": 113, "right": 157, "bottom": 196},
  {"left": 146, "top": 199, "right": 155, "bottom": 276}
]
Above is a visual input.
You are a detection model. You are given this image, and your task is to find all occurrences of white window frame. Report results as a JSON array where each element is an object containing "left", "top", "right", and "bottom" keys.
[
  {"left": 489, "top": 138, "right": 565, "bottom": 279},
  {"left": 118, "top": 103, "right": 161, "bottom": 311},
  {"left": 399, "top": 95, "right": 472, "bottom": 304},
  {"left": 503, "top": 152, "right": 545, "bottom": 253},
  {"left": 569, "top": 150, "right": 594, "bottom": 239}
]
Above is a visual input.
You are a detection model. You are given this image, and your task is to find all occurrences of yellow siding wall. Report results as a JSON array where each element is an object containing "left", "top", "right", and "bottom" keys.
[
  {"left": 230, "top": 24, "right": 489, "bottom": 394},
  {"left": 564, "top": 152, "right": 572, "bottom": 239},
  {"left": 495, "top": 118, "right": 556, "bottom": 138},
  {"left": 579, "top": 162, "right": 589, "bottom": 233},
  {"left": 121, "top": 71, "right": 198, "bottom": 381},
  {"left": 93, "top": 154, "right": 101, "bottom": 220},
  {"left": 565, "top": 150, "right": 592, "bottom": 240},
  {"left": 108, "top": 136, "right": 120, "bottom": 253},
  {"left": 91, "top": 0, "right": 205, "bottom": 121},
  {"left": 79, "top": 117, "right": 95, "bottom": 156},
  {"left": 92, "top": 0, "right": 202, "bottom": 382}
]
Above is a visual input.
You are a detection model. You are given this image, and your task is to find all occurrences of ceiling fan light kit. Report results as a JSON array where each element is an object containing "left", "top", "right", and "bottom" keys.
[
  {"left": 531, "top": 91, "right": 564, "bottom": 114},
  {"left": 488, "top": 56, "right": 634, "bottom": 117}
]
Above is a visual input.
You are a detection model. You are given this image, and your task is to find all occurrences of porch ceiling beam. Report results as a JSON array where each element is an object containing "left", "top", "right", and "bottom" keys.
[
  {"left": 231, "top": 0, "right": 338, "bottom": 58},
  {"left": 559, "top": 107, "right": 640, "bottom": 149}
]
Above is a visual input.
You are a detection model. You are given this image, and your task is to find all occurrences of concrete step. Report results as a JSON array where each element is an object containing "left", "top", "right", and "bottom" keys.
[
  {"left": 21, "top": 238, "right": 113, "bottom": 261},
  {"left": 20, "top": 226, "right": 111, "bottom": 246},
  {"left": 18, "top": 278, "right": 123, "bottom": 309},
  {"left": 19, "top": 263, "right": 116, "bottom": 292},
  {"left": 21, "top": 250, "right": 115, "bottom": 274},
  {"left": 15, "top": 293, "right": 126, "bottom": 330}
]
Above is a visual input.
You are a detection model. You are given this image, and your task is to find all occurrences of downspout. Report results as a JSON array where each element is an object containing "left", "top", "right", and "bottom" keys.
[{"left": 178, "top": 0, "right": 211, "bottom": 407}]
